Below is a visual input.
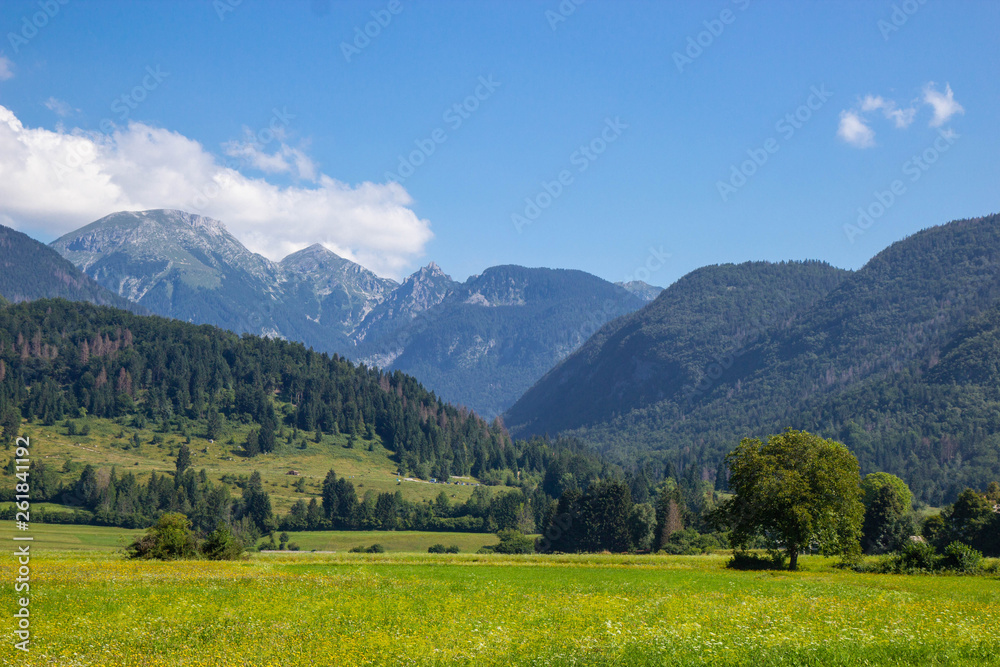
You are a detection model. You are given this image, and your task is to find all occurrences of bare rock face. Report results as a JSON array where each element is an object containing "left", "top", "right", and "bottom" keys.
[{"left": 51, "top": 209, "right": 396, "bottom": 353}]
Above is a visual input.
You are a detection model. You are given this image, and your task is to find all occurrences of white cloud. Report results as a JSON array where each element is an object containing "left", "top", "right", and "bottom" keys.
[
  {"left": 839, "top": 83, "right": 964, "bottom": 148},
  {"left": 837, "top": 110, "right": 875, "bottom": 148},
  {"left": 0, "top": 105, "right": 431, "bottom": 278},
  {"left": 0, "top": 55, "right": 13, "bottom": 81},
  {"left": 222, "top": 134, "right": 318, "bottom": 181},
  {"left": 923, "top": 82, "right": 964, "bottom": 127},
  {"left": 860, "top": 94, "right": 915, "bottom": 129},
  {"left": 44, "top": 97, "right": 77, "bottom": 117}
]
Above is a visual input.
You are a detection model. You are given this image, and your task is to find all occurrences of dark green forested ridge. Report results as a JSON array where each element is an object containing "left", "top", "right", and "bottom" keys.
[
  {"left": 506, "top": 213, "right": 1000, "bottom": 504},
  {"left": 505, "top": 260, "right": 850, "bottom": 435},
  {"left": 0, "top": 224, "right": 142, "bottom": 313}
]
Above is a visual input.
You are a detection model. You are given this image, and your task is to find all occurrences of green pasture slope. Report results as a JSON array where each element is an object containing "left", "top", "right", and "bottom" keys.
[
  {"left": 1, "top": 545, "right": 998, "bottom": 666},
  {"left": 15, "top": 417, "right": 504, "bottom": 515}
]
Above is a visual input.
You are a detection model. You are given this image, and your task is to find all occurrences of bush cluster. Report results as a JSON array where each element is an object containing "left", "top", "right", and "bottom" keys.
[
  {"left": 726, "top": 550, "right": 787, "bottom": 571},
  {"left": 126, "top": 512, "right": 245, "bottom": 561},
  {"left": 854, "top": 540, "right": 985, "bottom": 575}
]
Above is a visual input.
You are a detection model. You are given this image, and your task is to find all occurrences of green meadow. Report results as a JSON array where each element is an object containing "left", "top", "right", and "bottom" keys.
[
  {"left": 1, "top": 538, "right": 998, "bottom": 666},
  {"left": 0, "top": 523, "right": 502, "bottom": 554},
  {"left": 17, "top": 417, "right": 503, "bottom": 515}
]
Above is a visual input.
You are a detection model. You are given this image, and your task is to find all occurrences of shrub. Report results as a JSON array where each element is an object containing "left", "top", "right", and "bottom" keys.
[
  {"left": 660, "top": 529, "right": 726, "bottom": 555},
  {"left": 201, "top": 526, "right": 245, "bottom": 561},
  {"left": 941, "top": 541, "right": 983, "bottom": 574},
  {"left": 126, "top": 512, "right": 197, "bottom": 560},
  {"left": 287, "top": 542, "right": 301, "bottom": 551},
  {"left": 726, "top": 550, "right": 787, "bottom": 571},
  {"left": 350, "top": 544, "right": 385, "bottom": 554},
  {"left": 895, "top": 540, "right": 939, "bottom": 573},
  {"left": 490, "top": 529, "right": 534, "bottom": 555},
  {"left": 429, "top": 544, "right": 461, "bottom": 554}
]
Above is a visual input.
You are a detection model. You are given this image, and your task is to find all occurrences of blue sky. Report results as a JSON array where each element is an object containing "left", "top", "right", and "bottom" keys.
[{"left": 0, "top": 0, "right": 997, "bottom": 284}]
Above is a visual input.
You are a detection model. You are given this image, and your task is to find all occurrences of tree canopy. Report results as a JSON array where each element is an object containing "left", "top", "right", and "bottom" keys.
[{"left": 715, "top": 429, "right": 864, "bottom": 570}]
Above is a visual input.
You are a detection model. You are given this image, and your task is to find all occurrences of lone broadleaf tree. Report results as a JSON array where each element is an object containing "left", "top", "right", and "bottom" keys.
[{"left": 716, "top": 429, "right": 864, "bottom": 570}]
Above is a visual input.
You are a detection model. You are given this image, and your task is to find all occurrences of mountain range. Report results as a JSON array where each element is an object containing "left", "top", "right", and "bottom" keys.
[
  {"left": 506, "top": 213, "right": 1000, "bottom": 503},
  {"left": 46, "top": 209, "right": 657, "bottom": 417},
  {"left": 6, "top": 206, "right": 1000, "bottom": 503}
]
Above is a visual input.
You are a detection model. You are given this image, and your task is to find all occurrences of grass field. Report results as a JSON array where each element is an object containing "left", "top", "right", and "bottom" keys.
[
  {"left": 2, "top": 546, "right": 998, "bottom": 666},
  {"left": 269, "top": 530, "right": 501, "bottom": 553},
  {"left": 0, "top": 523, "right": 500, "bottom": 554},
  {"left": 15, "top": 416, "right": 507, "bottom": 514}
]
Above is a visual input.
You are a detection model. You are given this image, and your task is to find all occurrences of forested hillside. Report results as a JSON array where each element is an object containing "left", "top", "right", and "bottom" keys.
[
  {"left": 505, "top": 260, "right": 849, "bottom": 435},
  {"left": 507, "top": 214, "right": 1000, "bottom": 504},
  {"left": 0, "top": 224, "right": 141, "bottom": 312},
  {"left": 0, "top": 299, "right": 591, "bottom": 484},
  {"left": 0, "top": 298, "right": 617, "bottom": 535}
]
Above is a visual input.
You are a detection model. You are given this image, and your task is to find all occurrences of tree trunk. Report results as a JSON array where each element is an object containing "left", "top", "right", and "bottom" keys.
[{"left": 789, "top": 546, "right": 799, "bottom": 571}]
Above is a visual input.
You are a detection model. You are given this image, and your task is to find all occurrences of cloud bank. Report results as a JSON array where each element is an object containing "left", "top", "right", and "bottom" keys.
[{"left": 0, "top": 105, "right": 431, "bottom": 278}]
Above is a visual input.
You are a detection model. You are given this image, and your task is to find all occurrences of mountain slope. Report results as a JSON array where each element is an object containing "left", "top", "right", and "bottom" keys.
[
  {"left": 278, "top": 243, "right": 397, "bottom": 336},
  {"left": 505, "top": 213, "right": 1000, "bottom": 503},
  {"left": 360, "top": 266, "right": 646, "bottom": 418},
  {"left": 50, "top": 210, "right": 655, "bottom": 418},
  {"left": 51, "top": 209, "right": 383, "bottom": 353},
  {"left": 0, "top": 223, "right": 141, "bottom": 312},
  {"left": 505, "top": 260, "right": 850, "bottom": 436},
  {"left": 352, "top": 262, "right": 458, "bottom": 347}
]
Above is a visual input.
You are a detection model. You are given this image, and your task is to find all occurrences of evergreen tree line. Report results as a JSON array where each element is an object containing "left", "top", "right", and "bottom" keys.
[
  {"left": 0, "top": 299, "right": 526, "bottom": 480},
  {"left": 0, "top": 300, "right": 615, "bottom": 480}
]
